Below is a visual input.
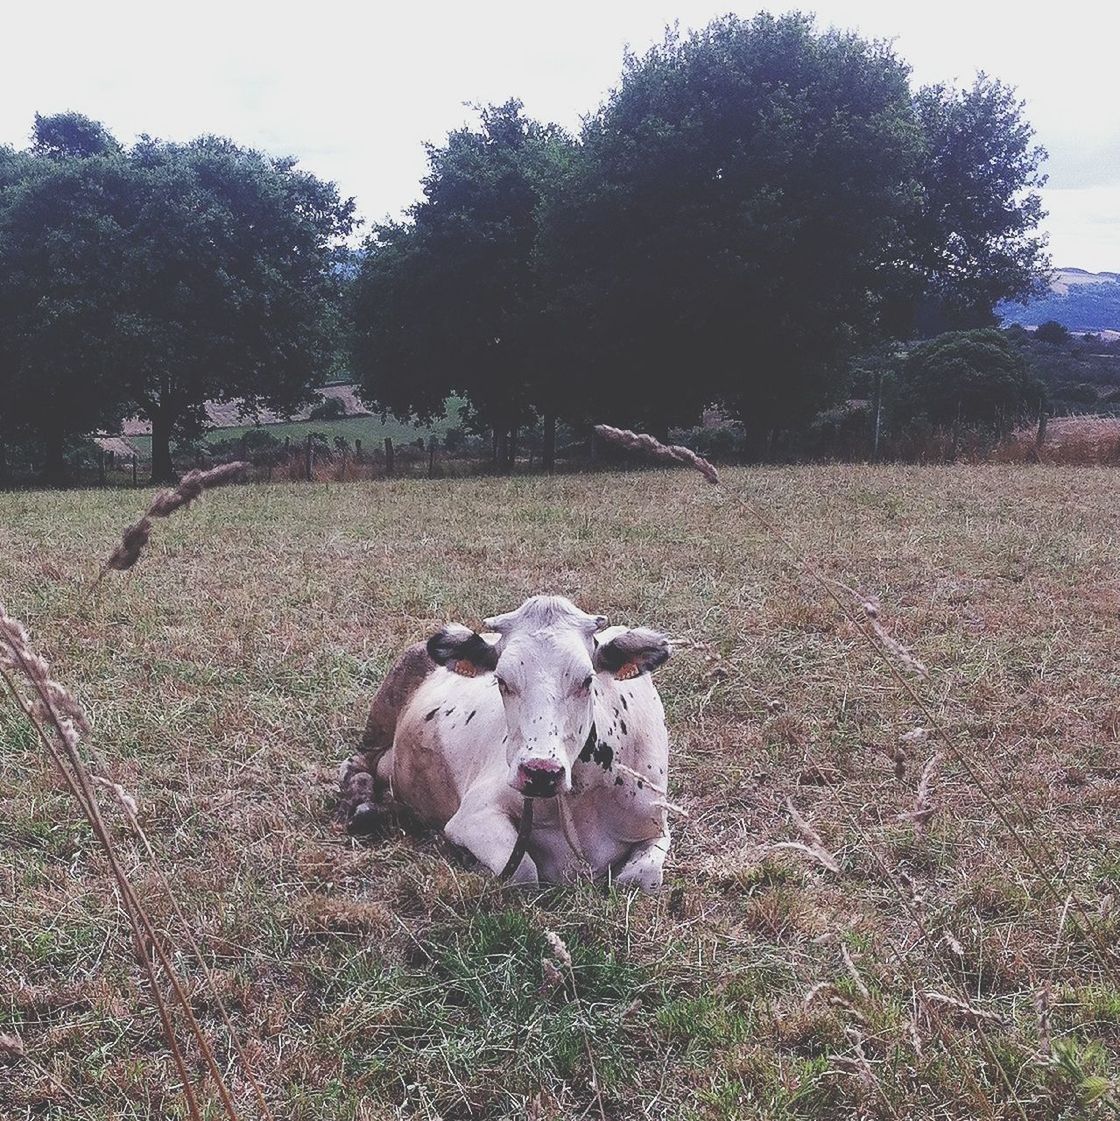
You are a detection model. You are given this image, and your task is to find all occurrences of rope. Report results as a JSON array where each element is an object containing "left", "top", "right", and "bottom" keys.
[{"left": 498, "top": 795, "right": 535, "bottom": 881}]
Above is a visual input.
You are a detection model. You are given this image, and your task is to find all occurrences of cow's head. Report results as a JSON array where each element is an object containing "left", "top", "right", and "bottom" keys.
[{"left": 426, "top": 595, "right": 670, "bottom": 798}]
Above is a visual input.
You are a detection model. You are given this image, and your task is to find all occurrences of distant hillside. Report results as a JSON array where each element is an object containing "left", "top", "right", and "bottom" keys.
[{"left": 999, "top": 268, "right": 1120, "bottom": 335}]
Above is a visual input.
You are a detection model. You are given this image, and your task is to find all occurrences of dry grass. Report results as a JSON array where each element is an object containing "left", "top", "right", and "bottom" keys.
[
  {"left": 1, "top": 465, "right": 1119, "bottom": 1119},
  {"left": 995, "top": 415, "right": 1120, "bottom": 465}
]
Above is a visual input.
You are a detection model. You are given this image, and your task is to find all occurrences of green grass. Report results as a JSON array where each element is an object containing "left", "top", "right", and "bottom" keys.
[
  {"left": 1, "top": 465, "right": 1119, "bottom": 1118},
  {"left": 124, "top": 397, "right": 468, "bottom": 458}
]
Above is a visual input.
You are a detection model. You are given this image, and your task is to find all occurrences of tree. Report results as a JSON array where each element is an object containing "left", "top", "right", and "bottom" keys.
[
  {"left": 0, "top": 116, "right": 135, "bottom": 481},
  {"left": 888, "top": 76, "right": 1050, "bottom": 334},
  {"left": 119, "top": 136, "right": 355, "bottom": 479},
  {"left": 0, "top": 114, "right": 355, "bottom": 482},
  {"left": 895, "top": 329, "right": 1038, "bottom": 430},
  {"left": 539, "top": 14, "right": 924, "bottom": 445},
  {"left": 1034, "top": 320, "right": 1070, "bottom": 346},
  {"left": 351, "top": 102, "right": 573, "bottom": 470}
]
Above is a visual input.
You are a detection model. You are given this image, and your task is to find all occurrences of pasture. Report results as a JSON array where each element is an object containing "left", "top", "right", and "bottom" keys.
[{"left": 1, "top": 466, "right": 1118, "bottom": 1119}]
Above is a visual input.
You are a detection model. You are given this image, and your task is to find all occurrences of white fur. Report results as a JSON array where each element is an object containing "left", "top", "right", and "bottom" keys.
[{"left": 383, "top": 596, "right": 672, "bottom": 889}]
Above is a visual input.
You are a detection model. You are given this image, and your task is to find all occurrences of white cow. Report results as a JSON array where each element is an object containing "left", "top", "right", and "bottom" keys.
[{"left": 338, "top": 595, "right": 673, "bottom": 890}]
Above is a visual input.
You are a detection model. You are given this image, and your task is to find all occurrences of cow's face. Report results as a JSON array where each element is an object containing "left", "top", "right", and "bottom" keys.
[{"left": 427, "top": 595, "right": 670, "bottom": 798}]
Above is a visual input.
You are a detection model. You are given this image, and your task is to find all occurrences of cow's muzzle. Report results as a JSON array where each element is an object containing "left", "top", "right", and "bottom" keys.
[{"left": 513, "top": 758, "right": 565, "bottom": 798}]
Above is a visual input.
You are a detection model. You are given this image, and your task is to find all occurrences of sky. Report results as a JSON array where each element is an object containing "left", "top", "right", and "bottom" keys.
[{"left": 3, "top": 0, "right": 1119, "bottom": 271}]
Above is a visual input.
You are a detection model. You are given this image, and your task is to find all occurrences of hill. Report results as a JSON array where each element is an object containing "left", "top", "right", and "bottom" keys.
[{"left": 999, "top": 267, "right": 1120, "bottom": 335}]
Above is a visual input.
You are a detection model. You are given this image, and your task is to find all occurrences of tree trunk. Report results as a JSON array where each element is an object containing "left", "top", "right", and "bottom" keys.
[
  {"left": 150, "top": 405, "right": 176, "bottom": 483},
  {"left": 42, "top": 424, "right": 67, "bottom": 485},
  {"left": 495, "top": 429, "right": 510, "bottom": 473},
  {"left": 542, "top": 413, "right": 556, "bottom": 474}
]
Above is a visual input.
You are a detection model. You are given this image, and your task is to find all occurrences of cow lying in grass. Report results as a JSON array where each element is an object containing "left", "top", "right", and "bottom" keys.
[{"left": 337, "top": 595, "right": 673, "bottom": 890}]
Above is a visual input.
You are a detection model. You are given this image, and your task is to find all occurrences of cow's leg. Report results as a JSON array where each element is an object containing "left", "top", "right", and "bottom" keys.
[
  {"left": 613, "top": 832, "right": 670, "bottom": 892},
  {"left": 444, "top": 793, "right": 538, "bottom": 886}
]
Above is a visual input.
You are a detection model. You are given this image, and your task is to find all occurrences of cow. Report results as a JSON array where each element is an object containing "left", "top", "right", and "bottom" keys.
[{"left": 336, "top": 595, "right": 673, "bottom": 890}]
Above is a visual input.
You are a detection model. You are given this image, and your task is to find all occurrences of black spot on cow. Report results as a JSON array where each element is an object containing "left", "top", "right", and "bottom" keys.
[
  {"left": 614, "top": 776, "right": 624, "bottom": 786},
  {"left": 465, "top": 710, "right": 477, "bottom": 725},
  {"left": 444, "top": 708, "right": 455, "bottom": 716},
  {"left": 425, "top": 708, "right": 439, "bottom": 722},
  {"left": 620, "top": 719, "right": 628, "bottom": 736},
  {"left": 620, "top": 693, "right": 629, "bottom": 711},
  {"left": 577, "top": 723, "right": 615, "bottom": 771}
]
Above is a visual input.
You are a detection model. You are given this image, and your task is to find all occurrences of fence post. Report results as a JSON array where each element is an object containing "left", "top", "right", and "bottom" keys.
[
  {"left": 132, "top": 455, "right": 138, "bottom": 487},
  {"left": 871, "top": 370, "right": 883, "bottom": 463},
  {"left": 384, "top": 437, "right": 394, "bottom": 477},
  {"left": 98, "top": 448, "right": 106, "bottom": 486},
  {"left": 428, "top": 436, "right": 436, "bottom": 478},
  {"left": 305, "top": 434, "right": 314, "bottom": 481},
  {"left": 354, "top": 439, "right": 362, "bottom": 462},
  {"left": 1035, "top": 398, "right": 1048, "bottom": 460},
  {"left": 543, "top": 413, "right": 556, "bottom": 474}
]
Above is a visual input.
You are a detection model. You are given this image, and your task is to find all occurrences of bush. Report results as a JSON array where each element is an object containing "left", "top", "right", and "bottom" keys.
[
  {"left": 1035, "top": 320, "right": 1071, "bottom": 346},
  {"left": 895, "top": 329, "right": 1039, "bottom": 432},
  {"left": 309, "top": 396, "right": 347, "bottom": 420}
]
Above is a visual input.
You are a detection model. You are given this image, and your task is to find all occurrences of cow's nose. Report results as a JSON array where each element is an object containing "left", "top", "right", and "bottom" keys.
[{"left": 515, "top": 758, "right": 564, "bottom": 797}]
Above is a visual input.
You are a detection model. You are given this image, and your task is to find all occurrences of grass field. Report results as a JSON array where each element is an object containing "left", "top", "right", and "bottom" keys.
[{"left": 1, "top": 466, "right": 1118, "bottom": 1119}]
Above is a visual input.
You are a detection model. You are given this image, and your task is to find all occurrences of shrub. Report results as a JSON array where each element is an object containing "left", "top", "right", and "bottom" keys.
[{"left": 309, "top": 396, "right": 347, "bottom": 420}]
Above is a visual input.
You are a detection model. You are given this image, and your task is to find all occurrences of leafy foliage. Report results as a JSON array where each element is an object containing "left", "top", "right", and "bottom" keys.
[
  {"left": 895, "top": 328, "right": 1039, "bottom": 429},
  {"left": 541, "top": 13, "right": 924, "bottom": 439},
  {"left": 894, "top": 76, "right": 1050, "bottom": 333},
  {"left": 0, "top": 113, "right": 355, "bottom": 481},
  {"left": 351, "top": 101, "right": 573, "bottom": 465}
]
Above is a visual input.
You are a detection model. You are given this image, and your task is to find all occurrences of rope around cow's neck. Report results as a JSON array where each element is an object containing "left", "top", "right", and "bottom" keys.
[
  {"left": 497, "top": 792, "right": 592, "bottom": 883},
  {"left": 498, "top": 796, "right": 535, "bottom": 881}
]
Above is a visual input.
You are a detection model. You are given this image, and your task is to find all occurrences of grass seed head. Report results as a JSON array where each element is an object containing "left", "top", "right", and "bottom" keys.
[
  {"left": 544, "top": 930, "right": 572, "bottom": 968},
  {"left": 593, "top": 424, "right": 720, "bottom": 484},
  {"left": 104, "top": 461, "right": 248, "bottom": 573},
  {"left": 106, "top": 517, "right": 153, "bottom": 571}
]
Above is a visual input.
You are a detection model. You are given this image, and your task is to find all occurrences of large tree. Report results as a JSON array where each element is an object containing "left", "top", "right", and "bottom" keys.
[
  {"left": 120, "top": 135, "right": 355, "bottom": 479},
  {"left": 0, "top": 114, "right": 355, "bottom": 482},
  {"left": 351, "top": 101, "right": 574, "bottom": 469},
  {"left": 539, "top": 14, "right": 925, "bottom": 444}
]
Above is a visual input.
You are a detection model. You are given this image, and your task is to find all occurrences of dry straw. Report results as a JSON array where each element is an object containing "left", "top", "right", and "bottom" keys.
[
  {"left": 596, "top": 423, "right": 1120, "bottom": 989},
  {"left": 2, "top": 462, "right": 272, "bottom": 1121},
  {"left": 106, "top": 461, "right": 248, "bottom": 572},
  {"left": 593, "top": 424, "right": 720, "bottom": 484}
]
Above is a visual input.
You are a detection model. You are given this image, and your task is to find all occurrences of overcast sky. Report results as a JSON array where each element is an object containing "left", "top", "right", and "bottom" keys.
[{"left": 3, "top": 0, "right": 1118, "bottom": 271}]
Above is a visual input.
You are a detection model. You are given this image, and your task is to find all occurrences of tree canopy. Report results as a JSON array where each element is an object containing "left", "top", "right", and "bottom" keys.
[
  {"left": 540, "top": 13, "right": 925, "bottom": 439},
  {"left": 350, "top": 101, "right": 574, "bottom": 467},
  {"left": 895, "top": 328, "right": 1039, "bottom": 430},
  {"left": 0, "top": 114, "right": 355, "bottom": 480},
  {"left": 890, "top": 75, "right": 1049, "bottom": 334},
  {"left": 351, "top": 14, "right": 1050, "bottom": 455}
]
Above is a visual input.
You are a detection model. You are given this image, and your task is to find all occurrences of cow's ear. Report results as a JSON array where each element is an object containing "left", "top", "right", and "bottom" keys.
[
  {"left": 593, "top": 628, "right": 671, "bottom": 680},
  {"left": 427, "top": 624, "right": 499, "bottom": 678}
]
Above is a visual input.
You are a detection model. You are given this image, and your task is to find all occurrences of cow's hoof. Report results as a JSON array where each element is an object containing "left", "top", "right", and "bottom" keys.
[{"left": 347, "top": 801, "right": 393, "bottom": 838}]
